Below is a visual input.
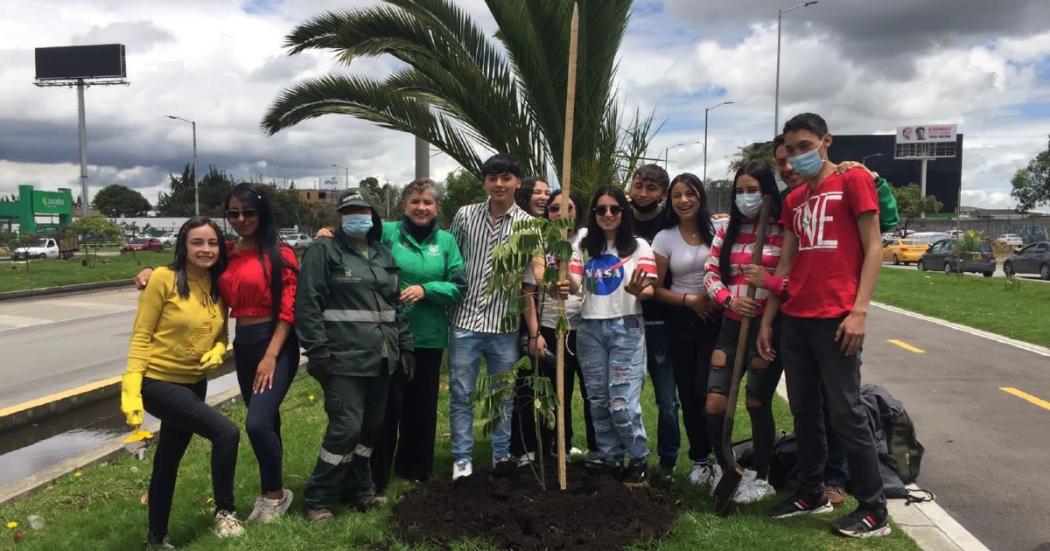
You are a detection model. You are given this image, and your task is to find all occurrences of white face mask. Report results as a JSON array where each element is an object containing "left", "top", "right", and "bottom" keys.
[{"left": 735, "top": 193, "right": 763, "bottom": 218}]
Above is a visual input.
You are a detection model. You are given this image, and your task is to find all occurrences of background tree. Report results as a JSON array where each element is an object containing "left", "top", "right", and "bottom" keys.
[
  {"left": 1011, "top": 135, "right": 1050, "bottom": 213},
  {"left": 261, "top": 0, "right": 640, "bottom": 204},
  {"left": 728, "top": 142, "right": 775, "bottom": 174},
  {"left": 439, "top": 169, "right": 485, "bottom": 228},
  {"left": 705, "top": 178, "right": 733, "bottom": 214},
  {"left": 91, "top": 185, "right": 151, "bottom": 217},
  {"left": 68, "top": 213, "right": 123, "bottom": 265},
  {"left": 156, "top": 165, "right": 235, "bottom": 217},
  {"left": 893, "top": 183, "right": 944, "bottom": 233},
  {"left": 358, "top": 176, "right": 383, "bottom": 200}
]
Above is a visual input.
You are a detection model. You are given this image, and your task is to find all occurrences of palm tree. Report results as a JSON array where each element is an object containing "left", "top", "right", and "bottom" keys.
[
  {"left": 261, "top": 0, "right": 634, "bottom": 197},
  {"left": 727, "top": 142, "right": 776, "bottom": 174}
]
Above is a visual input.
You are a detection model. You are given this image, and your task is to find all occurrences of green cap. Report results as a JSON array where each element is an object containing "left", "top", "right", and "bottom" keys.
[{"left": 336, "top": 188, "right": 374, "bottom": 211}]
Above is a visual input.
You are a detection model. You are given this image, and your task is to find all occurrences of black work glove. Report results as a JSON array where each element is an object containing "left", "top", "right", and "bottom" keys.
[
  {"left": 307, "top": 357, "right": 331, "bottom": 383},
  {"left": 400, "top": 350, "right": 415, "bottom": 382}
]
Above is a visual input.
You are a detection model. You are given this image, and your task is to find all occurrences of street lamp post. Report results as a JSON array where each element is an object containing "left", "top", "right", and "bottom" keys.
[
  {"left": 166, "top": 115, "right": 198, "bottom": 215},
  {"left": 862, "top": 153, "right": 884, "bottom": 166},
  {"left": 703, "top": 101, "right": 734, "bottom": 184},
  {"left": 332, "top": 163, "right": 349, "bottom": 188},
  {"left": 774, "top": 1, "right": 819, "bottom": 138},
  {"left": 663, "top": 141, "right": 700, "bottom": 170}
]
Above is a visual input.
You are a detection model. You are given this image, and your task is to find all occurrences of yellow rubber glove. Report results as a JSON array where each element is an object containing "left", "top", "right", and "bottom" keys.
[
  {"left": 121, "top": 372, "right": 145, "bottom": 427},
  {"left": 200, "top": 342, "right": 227, "bottom": 372}
]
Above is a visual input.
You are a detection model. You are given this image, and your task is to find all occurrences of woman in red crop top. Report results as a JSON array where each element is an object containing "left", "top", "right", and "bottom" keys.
[{"left": 136, "top": 183, "right": 300, "bottom": 523}]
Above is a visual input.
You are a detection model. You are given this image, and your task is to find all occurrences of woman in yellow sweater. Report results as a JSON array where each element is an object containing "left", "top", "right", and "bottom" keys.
[{"left": 120, "top": 217, "right": 241, "bottom": 547}]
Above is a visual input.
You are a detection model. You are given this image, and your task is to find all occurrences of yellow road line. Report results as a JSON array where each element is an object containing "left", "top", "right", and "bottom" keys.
[
  {"left": 1000, "top": 387, "right": 1050, "bottom": 412},
  {"left": 887, "top": 339, "right": 926, "bottom": 354},
  {"left": 0, "top": 375, "right": 121, "bottom": 418}
]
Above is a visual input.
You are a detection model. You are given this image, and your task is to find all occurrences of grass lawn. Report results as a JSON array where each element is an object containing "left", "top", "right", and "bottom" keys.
[
  {"left": 0, "top": 251, "right": 173, "bottom": 293},
  {"left": 875, "top": 267, "right": 1050, "bottom": 347},
  {"left": 0, "top": 366, "right": 917, "bottom": 550}
]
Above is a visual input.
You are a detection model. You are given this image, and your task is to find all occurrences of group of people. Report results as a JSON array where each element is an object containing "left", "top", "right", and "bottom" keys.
[{"left": 120, "top": 110, "right": 896, "bottom": 547}]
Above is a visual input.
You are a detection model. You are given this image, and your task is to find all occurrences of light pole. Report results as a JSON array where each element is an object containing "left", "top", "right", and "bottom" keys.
[
  {"left": 663, "top": 141, "right": 701, "bottom": 170},
  {"left": 862, "top": 153, "right": 884, "bottom": 166},
  {"left": 774, "top": 1, "right": 819, "bottom": 138},
  {"left": 703, "top": 101, "right": 733, "bottom": 184},
  {"left": 166, "top": 115, "right": 198, "bottom": 215},
  {"left": 331, "top": 163, "right": 348, "bottom": 188}
]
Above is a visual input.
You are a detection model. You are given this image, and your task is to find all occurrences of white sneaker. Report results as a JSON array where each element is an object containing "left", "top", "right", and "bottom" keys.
[
  {"left": 689, "top": 462, "right": 718, "bottom": 487},
  {"left": 247, "top": 489, "right": 293, "bottom": 524},
  {"left": 452, "top": 459, "right": 473, "bottom": 480},
  {"left": 213, "top": 510, "right": 244, "bottom": 538},
  {"left": 751, "top": 478, "right": 777, "bottom": 501},
  {"left": 517, "top": 452, "right": 535, "bottom": 467},
  {"left": 569, "top": 447, "right": 584, "bottom": 457},
  {"left": 707, "top": 464, "right": 726, "bottom": 496}
]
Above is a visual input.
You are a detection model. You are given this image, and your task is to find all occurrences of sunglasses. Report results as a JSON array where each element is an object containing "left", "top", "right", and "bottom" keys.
[
  {"left": 593, "top": 205, "right": 624, "bottom": 216},
  {"left": 225, "top": 209, "right": 258, "bottom": 220}
]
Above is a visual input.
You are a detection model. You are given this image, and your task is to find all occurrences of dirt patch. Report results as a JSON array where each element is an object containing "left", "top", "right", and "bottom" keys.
[{"left": 393, "top": 463, "right": 677, "bottom": 550}]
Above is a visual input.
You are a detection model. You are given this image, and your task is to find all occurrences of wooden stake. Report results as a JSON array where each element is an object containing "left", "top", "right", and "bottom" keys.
[{"left": 555, "top": 2, "right": 579, "bottom": 492}]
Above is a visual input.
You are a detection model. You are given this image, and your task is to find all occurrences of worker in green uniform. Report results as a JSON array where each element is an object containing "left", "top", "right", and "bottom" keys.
[{"left": 296, "top": 188, "right": 414, "bottom": 523}]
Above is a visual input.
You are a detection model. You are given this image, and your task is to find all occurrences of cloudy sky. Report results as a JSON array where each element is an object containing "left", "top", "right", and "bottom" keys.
[{"left": 1, "top": 0, "right": 1048, "bottom": 210}]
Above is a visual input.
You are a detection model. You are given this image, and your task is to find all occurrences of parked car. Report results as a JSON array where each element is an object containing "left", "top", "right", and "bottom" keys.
[
  {"left": 882, "top": 238, "right": 929, "bottom": 265},
  {"left": 997, "top": 233, "right": 1024, "bottom": 248},
  {"left": 908, "top": 232, "right": 952, "bottom": 246},
  {"left": 11, "top": 236, "right": 78, "bottom": 260},
  {"left": 282, "top": 233, "right": 312, "bottom": 249},
  {"left": 120, "top": 237, "right": 164, "bottom": 253},
  {"left": 918, "top": 238, "right": 996, "bottom": 277},
  {"left": 1003, "top": 241, "right": 1050, "bottom": 280},
  {"left": 158, "top": 233, "right": 178, "bottom": 247}
]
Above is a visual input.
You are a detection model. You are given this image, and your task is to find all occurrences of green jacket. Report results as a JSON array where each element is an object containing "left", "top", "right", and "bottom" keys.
[
  {"left": 875, "top": 176, "right": 899, "bottom": 233},
  {"left": 295, "top": 231, "right": 413, "bottom": 376},
  {"left": 382, "top": 220, "right": 467, "bottom": 349}
]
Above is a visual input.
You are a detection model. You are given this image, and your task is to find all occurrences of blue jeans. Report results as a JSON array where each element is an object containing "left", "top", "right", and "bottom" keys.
[
  {"left": 646, "top": 322, "right": 679, "bottom": 468},
  {"left": 448, "top": 327, "right": 519, "bottom": 462},
  {"left": 577, "top": 315, "right": 649, "bottom": 462}
]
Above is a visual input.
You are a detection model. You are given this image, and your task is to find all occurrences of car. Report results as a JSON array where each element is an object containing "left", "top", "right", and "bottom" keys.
[
  {"left": 908, "top": 232, "right": 951, "bottom": 247},
  {"left": 282, "top": 233, "right": 312, "bottom": 249},
  {"left": 10, "top": 236, "right": 78, "bottom": 260},
  {"left": 158, "top": 233, "right": 178, "bottom": 247},
  {"left": 1003, "top": 241, "right": 1050, "bottom": 280},
  {"left": 882, "top": 238, "right": 930, "bottom": 265},
  {"left": 917, "top": 238, "right": 996, "bottom": 277},
  {"left": 120, "top": 237, "right": 164, "bottom": 253},
  {"left": 997, "top": 234, "right": 1024, "bottom": 248}
]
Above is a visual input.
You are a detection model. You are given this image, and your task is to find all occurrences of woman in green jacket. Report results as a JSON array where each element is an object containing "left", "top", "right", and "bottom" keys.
[
  {"left": 296, "top": 189, "right": 414, "bottom": 522},
  {"left": 372, "top": 178, "right": 467, "bottom": 489}
]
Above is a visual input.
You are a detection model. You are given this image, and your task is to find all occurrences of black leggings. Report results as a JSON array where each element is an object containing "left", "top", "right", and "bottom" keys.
[
  {"left": 664, "top": 305, "right": 721, "bottom": 463},
  {"left": 142, "top": 377, "right": 239, "bottom": 540},
  {"left": 234, "top": 322, "right": 299, "bottom": 494},
  {"left": 372, "top": 347, "right": 445, "bottom": 490}
]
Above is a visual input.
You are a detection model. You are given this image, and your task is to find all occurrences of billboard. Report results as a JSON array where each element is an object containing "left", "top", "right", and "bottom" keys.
[
  {"left": 33, "top": 190, "right": 72, "bottom": 215},
  {"left": 897, "top": 124, "right": 956, "bottom": 144},
  {"left": 35, "top": 44, "right": 126, "bottom": 81}
]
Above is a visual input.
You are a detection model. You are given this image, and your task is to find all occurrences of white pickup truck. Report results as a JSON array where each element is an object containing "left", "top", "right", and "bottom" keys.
[{"left": 11, "top": 236, "right": 79, "bottom": 260}]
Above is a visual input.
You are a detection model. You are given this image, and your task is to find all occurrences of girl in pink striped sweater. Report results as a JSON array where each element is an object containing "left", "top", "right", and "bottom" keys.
[{"left": 701, "top": 160, "right": 786, "bottom": 503}]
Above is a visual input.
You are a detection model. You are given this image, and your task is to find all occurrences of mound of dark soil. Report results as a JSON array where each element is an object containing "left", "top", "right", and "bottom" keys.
[{"left": 393, "top": 463, "right": 676, "bottom": 550}]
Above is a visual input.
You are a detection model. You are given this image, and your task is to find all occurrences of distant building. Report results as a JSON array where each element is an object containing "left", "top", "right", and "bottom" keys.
[{"left": 295, "top": 189, "right": 341, "bottom": 207}]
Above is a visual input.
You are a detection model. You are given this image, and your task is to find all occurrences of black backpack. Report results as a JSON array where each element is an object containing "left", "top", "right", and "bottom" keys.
[
  {"left": 886, "top": 407, "right": 924, "bottom": 484},
  {"left": 733, "top": 432, "right": 799, "bottom": 490}
]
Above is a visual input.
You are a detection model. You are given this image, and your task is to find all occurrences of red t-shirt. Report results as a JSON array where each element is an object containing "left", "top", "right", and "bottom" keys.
[
  {"left": 218, "top": 243, "right": 299, "bottom": 324},
  {"left": 780, "top": 168, "right": 879, "bottom": 318}
]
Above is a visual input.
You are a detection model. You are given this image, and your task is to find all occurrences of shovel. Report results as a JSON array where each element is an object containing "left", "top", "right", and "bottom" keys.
[
  {"left": 713, "top": 196, "right": 772, "bottom": 516},
  {"left": 123, "top": 428, "right": 154, "bottom": 460}
]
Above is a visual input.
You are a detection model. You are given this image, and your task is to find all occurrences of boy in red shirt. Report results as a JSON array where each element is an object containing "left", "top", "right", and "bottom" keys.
[{"left": 758, "top": 113, "right": 889, "bottom": 538}]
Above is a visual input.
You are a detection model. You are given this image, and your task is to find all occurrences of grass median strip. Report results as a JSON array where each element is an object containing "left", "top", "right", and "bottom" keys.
[
  {"left": 875, "top": 267, "right": 1050, "bottom": 348},
  {"left": 0, "top": 252, "right": 172, "bottom": 294},
  {"left": 0, "top": 370, "right": 918, "bottom": 550}
]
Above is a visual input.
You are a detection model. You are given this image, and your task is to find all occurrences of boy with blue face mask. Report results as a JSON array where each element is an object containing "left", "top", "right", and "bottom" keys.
[{"left": 758, "top": 113, "right": 890, "bottom": 538}]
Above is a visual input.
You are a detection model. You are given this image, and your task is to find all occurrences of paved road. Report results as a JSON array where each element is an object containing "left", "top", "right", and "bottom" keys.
[
  {"left": 866, "top": 305, "right": 1050, "bottom": 551},
  {"left": 0, "top": 288, "right": 141, "bottom": 409}
]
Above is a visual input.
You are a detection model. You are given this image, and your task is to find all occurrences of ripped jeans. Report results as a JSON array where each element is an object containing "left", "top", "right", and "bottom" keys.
[{"left": 576, "top": 315, "right": 649, "bottom": 463}]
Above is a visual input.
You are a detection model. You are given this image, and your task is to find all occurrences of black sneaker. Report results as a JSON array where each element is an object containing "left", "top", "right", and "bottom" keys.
[
  {"left": 492, "top": 455, "right": 516, "bottom": 478},
  {"left": 767, "top": 490, "right": 833, "bottom": 519},
  {"left": 832, "top": 507, "right": 891, "bottom": 538},
  {"left": 622, "top": 459, "right": 648, "bottom": 487}
]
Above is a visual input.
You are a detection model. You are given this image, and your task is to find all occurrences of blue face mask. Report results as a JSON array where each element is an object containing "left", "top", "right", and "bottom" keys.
[
  {"left": 735, "top": 193, "right": 763, "bottom": 218},
  {"left": 341, "top": 214, "right": 373, "bottom": 237},
  {"left": 789, "top": 146, "right": 825, "bottom": 178}
]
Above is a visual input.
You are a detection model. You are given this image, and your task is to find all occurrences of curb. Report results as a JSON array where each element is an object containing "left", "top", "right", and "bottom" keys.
[
  {"left": 0, "top": 279, "right": 134, "bottom": 302},
  {"left": 0, "top": 385, "right": 244, "bottom": 506},
  {"left": 0, "top": 376, "right": 120, "bottom": 433}
]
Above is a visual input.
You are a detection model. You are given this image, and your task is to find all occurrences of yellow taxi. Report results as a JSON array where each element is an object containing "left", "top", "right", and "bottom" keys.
[{"left": 882, "top": 238, "right": 929, "bottom": 265}]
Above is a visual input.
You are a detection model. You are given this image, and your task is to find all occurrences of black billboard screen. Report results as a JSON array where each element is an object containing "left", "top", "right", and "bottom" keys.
[{"left": 35, "top": 44, "right": 126, "bottom": 80}]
